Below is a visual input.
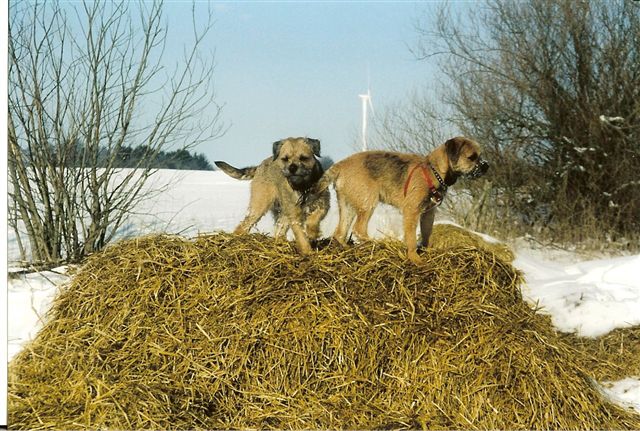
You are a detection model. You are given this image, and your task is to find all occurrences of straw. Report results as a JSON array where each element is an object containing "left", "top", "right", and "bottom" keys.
[{"left": 9, "top": 225, "right": 640, "bottom": 429}]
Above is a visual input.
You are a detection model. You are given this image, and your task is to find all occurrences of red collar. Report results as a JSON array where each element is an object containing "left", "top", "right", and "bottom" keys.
[{"left": 403, "top": 162, "right": 445, "bottom": 205}]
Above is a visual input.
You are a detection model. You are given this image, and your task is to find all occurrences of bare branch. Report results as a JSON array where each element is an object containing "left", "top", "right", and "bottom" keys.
[{"left": 8, "top": 0, "right": 223, "bottom": 264}]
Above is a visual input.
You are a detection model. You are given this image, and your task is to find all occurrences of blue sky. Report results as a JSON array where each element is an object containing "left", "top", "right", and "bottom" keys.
[{"left": 164, "top": 1, "right": 448, "bottom": 166}]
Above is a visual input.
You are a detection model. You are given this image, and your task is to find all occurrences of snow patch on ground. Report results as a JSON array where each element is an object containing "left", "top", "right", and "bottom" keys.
[
  {"left": 514, "top": 252, "right": 640, "bottom": 338},
  {"left": 600, "top": 378, "right": 640, "bottom": 413},
  {"left": 8, "top": 268, "right": 70, "bottom": 360}
]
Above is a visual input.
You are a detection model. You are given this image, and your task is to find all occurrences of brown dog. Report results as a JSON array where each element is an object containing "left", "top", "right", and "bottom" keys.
[
  {"left": 215, "top": 137, "right": 330, "bottom": 254},
  {"left": 310, "top": 137, "right": 489, "bottom": 263}
]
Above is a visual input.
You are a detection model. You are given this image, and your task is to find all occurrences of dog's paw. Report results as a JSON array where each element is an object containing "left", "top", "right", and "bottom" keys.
[{"left": 407, "top": 251, "right": 424, "bottom": 265}]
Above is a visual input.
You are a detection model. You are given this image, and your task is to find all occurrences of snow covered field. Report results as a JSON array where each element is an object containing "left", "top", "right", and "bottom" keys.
[{"left": 7, "top": 169, "right": 640, "bottom": 413}]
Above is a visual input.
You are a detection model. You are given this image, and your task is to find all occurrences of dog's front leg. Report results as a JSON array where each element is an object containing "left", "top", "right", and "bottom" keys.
[
  {"left": 305, "top": 204, "right": 328, "bottom": 242},
  {"left": 290, "top": 220, "right": 312, "bottom": 254},
  {"left": 283, "top": 202, "right": 312, "bottom": 254},
  {"left": 402, "top": 207, "right": 422, "bottom": 263},
  {"left": 418, "top": 207, "right": 437, "bottom": 248}
]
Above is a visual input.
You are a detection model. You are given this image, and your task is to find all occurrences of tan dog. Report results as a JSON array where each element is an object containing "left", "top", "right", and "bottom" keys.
[
  {"left": 310, "top": 137, "right": 489, "bottom": 263},
  {"left": 215, "top": 137, "right": 330, "bottom": 254}
]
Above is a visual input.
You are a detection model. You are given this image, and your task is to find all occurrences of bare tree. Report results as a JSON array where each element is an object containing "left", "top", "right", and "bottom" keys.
[
  {"left": 8, "top": 1, "right": 224, "bottom": 265},
  {"left": 412, "top": 0, "right": 640, "bottom": 244},
  {"left": 370, "top": 88, "right": 457, "bottom": 153}
]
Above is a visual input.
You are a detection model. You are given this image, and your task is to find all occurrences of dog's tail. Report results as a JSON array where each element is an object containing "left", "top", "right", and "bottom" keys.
[
  {"left": 309, "top": 164, "right": 339, "bottom": 195},
  {"left": 214, "top": 161, "right": 257, "bottom": 180}
]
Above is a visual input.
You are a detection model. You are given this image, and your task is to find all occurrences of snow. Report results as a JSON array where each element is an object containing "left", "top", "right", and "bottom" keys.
[
  {"left": 6, "top": 169, "right": 640, "bottom": 413},
  {"left": 601, "top": 378, "right": 640, "bottom": 412},
  {"left": 515, "top": 252, "right": 640, "bottom": 338},
  {"left": 7, "top": 268, "right": 69, "bottom": 361}
]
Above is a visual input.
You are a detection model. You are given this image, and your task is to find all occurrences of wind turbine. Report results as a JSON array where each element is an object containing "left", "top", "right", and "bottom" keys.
[{"left": 359, "top": 84, "right": 374, "bottom": 151}]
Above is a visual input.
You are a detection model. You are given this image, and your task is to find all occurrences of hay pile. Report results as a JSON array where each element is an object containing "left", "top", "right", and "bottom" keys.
[{"left": 9, "top": 225, "right": 640, "bottom": 429}]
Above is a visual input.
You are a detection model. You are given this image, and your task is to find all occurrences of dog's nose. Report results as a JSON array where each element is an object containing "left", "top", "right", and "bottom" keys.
[{"left": 289, "top": 164, "right": 298, "bottom": 174}]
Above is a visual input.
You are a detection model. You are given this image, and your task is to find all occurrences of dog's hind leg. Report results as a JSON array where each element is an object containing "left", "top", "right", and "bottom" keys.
[
  {"left": 332, "top": 193, "right": 356, "bottom": 246},
  {"left": 352, "top": 207, "right": 373, "bottom": 241},
  {"left": 235, "top": 204, "right": 271, "bottom": 234},
  {"left": 273, "top": 216, "right": 289, "bottom": 238},
  {"left": 234, "top": 182, "right": 275, "bottom": 234}
]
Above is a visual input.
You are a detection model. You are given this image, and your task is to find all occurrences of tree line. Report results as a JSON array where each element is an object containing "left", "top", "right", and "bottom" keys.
[{"left": 55, "top": 143, "right": 215, "bottom": 170}]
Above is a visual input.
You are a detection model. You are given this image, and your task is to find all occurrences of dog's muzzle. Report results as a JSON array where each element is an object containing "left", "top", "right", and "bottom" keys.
[
  {"left": 284, "top": 166, "right": 309, "bottom": 186},
  {"left": 466, "top": 159, "right": 489, "bottom": 179}
]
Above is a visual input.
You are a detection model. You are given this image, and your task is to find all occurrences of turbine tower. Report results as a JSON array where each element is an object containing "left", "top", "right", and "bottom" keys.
[{"left": 359, "top": 85, "right": 374, "bottom": 151}]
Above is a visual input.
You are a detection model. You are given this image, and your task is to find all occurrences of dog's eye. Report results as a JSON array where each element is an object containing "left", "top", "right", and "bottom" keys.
[
  {"left": 299, "top": 156, "right": 309, "bottom": 162},
  {"left": 468, "top": 154, "right": 478, "bottom": 161},
  {"left": 282, "top": 156, "right": 289, "bottom": 163}
]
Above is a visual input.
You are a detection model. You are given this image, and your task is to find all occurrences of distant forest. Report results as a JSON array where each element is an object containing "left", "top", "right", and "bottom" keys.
[
  {"left": 114, "top": 145, "right": 214, "bottom": 170},
  {"left": 51, "top": 143, "right": 215, "bottom": 170}
]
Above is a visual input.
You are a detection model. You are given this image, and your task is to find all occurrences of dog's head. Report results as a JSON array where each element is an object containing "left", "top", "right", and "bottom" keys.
[
  {"left": 272, "top": 137, "right": 322, "bottom": 189},
  {"left": 444, "top": 136, "right": 489, "bottom": 179}
]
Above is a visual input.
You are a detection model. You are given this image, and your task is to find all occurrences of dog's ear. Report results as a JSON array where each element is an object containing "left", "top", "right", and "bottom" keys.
[
  {"left": 272, "top": 140, "right": 283, "bottom": 160},
  {"left": 307, "top": 138, "right": 321, "bottom": 157},
  {"left": 445, "top": 137, "right": 465, "bottom": 163}
]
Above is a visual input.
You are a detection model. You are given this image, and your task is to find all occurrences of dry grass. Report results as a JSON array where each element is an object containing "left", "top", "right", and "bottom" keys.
[
  {"left": 9, "top": 225, "right": 640, "bottom": 429},
  {"left": 561, "top": 327, "right": 640, "bottom": 382},
  {"left": 445, "top": 186, "right": 640, "bottom": 254}
]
